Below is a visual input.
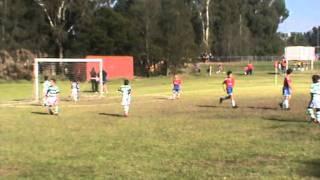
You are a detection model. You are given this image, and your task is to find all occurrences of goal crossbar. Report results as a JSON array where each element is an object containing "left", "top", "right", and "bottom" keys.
[{"left": 34, "top": 58, "right": 104, "bottom": 102}]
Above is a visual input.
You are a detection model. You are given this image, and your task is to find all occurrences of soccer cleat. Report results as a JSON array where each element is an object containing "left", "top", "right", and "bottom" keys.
[
  {"left": 309, "top": 118, "right": 316, "bottom": 123},
  {"left": 278, "top": 103, "right": 283, "bottom": 109},
  {"left": 48, "top": 109, "right": 54, "bottom": 115},
  {"left": 219, "top": 97, "right": 223, "bottom": 104},
  {"left": 232, "top": 105, "right": 239, "bottom": 109}
]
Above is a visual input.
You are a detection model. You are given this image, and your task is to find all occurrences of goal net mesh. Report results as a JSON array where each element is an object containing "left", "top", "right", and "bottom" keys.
[{"left": 35, "top": 59, "right": 103, "bottom": 102}]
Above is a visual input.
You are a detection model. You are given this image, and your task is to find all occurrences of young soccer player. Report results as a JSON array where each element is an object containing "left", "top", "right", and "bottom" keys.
[
  {"left": 45, "top": 79, "right": 60, "bottom": 115},
  {"left": 279, "top": 68, "right": 293, "bottom": 110},
  {"left": 307, "top": 75, "right": 320, "bottom": 123},
  {"left": 219, "top": 71, "right": 238, "bottom": 108},
  {"left": 42, "top": 76, "right": 51, "bottom": 106},
  {"left": 118, "top": 79, "right": 132, "bottom": 117},
  {"left": 246, "top": 62, "right": 254, "bottom": 75},
  {"left": 71, "top": 79, "right": 80, "bottom": 102},
  {"left": 172, "top": 75, "right": 182, "bottom": 100}
]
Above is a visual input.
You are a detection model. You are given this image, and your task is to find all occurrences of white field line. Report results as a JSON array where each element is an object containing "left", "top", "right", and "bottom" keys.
[{"left": 0, "top": 85, "right": 281, "bottom": 108}]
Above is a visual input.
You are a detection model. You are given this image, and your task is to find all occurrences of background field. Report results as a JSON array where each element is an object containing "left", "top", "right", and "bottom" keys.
[{"left": 1, "top": 61, "right": 320, "bottom": 179}]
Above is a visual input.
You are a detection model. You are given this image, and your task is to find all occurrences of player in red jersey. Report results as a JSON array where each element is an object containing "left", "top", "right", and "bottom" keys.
[
  {"left": 219, "top": 71, "right": 238, "bottom": 108},
  {"left": 246, "top": 62, "right": 254, "bottom": 75},
  {"left": 279, "top": 68, "right": 293, "bottom": 110},
  {"left": 172, "top": 75, "right": 182, "bottom": 99}
]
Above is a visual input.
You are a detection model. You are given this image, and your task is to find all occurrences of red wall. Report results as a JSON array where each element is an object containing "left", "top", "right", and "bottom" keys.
[{"left": 85, "top": 56, "right": 134, "bottom": 81}]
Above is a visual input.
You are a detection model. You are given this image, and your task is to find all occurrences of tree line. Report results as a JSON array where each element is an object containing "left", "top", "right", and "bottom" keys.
[{"left": 0, "top": 0, "right": 291, "bottom": 76}]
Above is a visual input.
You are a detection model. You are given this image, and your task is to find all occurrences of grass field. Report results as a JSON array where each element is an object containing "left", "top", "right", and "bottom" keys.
[{"left": 1, "top": 62, "right": 320, "bottom": 179}]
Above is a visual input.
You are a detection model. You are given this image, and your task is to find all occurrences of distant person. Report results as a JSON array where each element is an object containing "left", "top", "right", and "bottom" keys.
[
  {"left": 307, "top": 75, "right": 320, "bottom": 123},
  {"left": 102, "top": 70, "right": 108, "bottom": 94},
  {"left": 246, "top": 62, "right": 254, "bottom": 75},
  {"left": 219, "top": 71, "right": 238, "bottom": 108},
  {"left": 281, "top": 58, "right": 287, "bottom": 74},
  {"left": 172, "top": 75, "right": 182, "bottom": 100},
  {"left": 95, "top": 74, "right": 100, "bottom": 93},
  {"left": 216, "top": 63, "right": 224, "bottom": 74},
  {"left": 45, "top": 79, "right": 60, "bottom": 115},
  {"left": 71, "top": 79, "right": 80, "bottom": 103},
  {"left": 90, "top": 68, "right": 97, "bottom": 92},
  {"left": 42, "top": 76, "right": 51, "bottom": 106},
  {"left": 118, "top": 79, "right": 132, "bottom": 117},
  {"left": 279, "top": 68, "right": 293, "bottom": 110}
]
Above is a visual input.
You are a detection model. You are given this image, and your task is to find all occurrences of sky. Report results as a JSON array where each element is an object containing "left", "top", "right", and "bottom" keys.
[{"left": 278, "top": 0, "right": 320, "bottom": 33}]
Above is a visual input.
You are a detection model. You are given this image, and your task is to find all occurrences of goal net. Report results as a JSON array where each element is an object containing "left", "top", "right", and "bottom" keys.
[{"left": 34, "top": 58, "right": 103, "bottom": 102}]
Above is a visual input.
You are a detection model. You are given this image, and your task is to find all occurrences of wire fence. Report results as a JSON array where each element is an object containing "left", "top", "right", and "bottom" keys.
[{"left": 202, "top": 56, "right": 281, "bottom": 62}]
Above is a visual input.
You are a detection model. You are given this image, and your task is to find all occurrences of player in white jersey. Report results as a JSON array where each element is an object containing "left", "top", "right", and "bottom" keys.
[
  {"left": 42, "top": 76, "right": 51, "bottom": 106},
  {"left": 71, "top": 79, "right": 80, "bottom": 102},
  {"left": 118, "top": 79, "right": 132, "bottom": 117},
  {"left": 45, "top": 79, "right": 60, "bottom": 115},
  {"left": 307, "top": 75, "right": 320, "bottom": 123}
]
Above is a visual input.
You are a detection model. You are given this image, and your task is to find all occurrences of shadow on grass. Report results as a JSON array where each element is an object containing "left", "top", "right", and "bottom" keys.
[
  {"left": 247, "top": 106, "right": 278, "bottom": 110},
  {"left": 262, "top": 117, "right": 307, "bottom": 123},
  {"left": 198, "top": 105, "right": 277, "bottom": 110},
  {"left": 197, "top": 105, "right": 220, "bottom": 108},
  {"left": 299, "top": 159, "right": 320, "bottom": 178},
  {"left": 155, "top": 97, "right": 171, "bottom": 100},
  {"left": 99, "top": 113, "right": 124, "bottom": 118},
  {"left": 267, "top": 72, "right": 281, "bottom": 75},
  {"left": 31, "top": 112, "right": 49, "bottom": 115}
]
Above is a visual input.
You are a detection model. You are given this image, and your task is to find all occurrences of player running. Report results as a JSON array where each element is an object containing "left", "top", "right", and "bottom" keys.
[
  {"left": 279, "top": 68, "right": 293, "bottom": 110},
  {"left": 219, "top": 71, "right": 238, "bottom": 108},
  {"left": 45, "top": 79, "right": 60, "bottom": 115},
  {"left": 172, "top": 75, "right": 182, "bottom": 100},
  {"left": 307, "top": 74, "right": 320, "bottom": 123},
  {"left": 118, "top": 79, "right": 132, "bottom": 117},
  {"left": 71, "top": 79, "right": 80, "bottom": 103}
]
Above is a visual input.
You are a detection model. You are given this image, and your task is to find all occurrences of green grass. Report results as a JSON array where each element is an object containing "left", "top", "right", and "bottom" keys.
[{"left": 1, "top": 62, "right": 320, "bottom": 179}]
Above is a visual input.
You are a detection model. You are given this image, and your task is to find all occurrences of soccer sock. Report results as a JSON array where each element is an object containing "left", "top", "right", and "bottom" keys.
[
  {"left": 307, "top": 108, "right": 316, "bottom": 119},
  {"left": 55, "top": 106, "right": 59, "bottom": 114},
  {"left": 316, "top": 110, "right": 320, "bottom": 122},
  {"left": 124, "top": 105, "right": 129, "bottom": 114},
  {"left": 285, "top": 100, "right": 289, "bottom": 109},
  {"left": 231, "top": 100, "right": 236, "bottom": 107},
  {"left": 282, "top": 99, "right": 289, "bottom": 109}
]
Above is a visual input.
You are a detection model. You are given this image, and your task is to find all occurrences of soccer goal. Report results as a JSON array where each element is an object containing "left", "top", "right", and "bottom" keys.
[{"left": 34, "top": 58, "right": 104, "bottom": 102}]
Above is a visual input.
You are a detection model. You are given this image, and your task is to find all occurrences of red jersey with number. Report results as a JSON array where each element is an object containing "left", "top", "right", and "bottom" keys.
[{"left": 224, "top": 77, "right": 235, "bottom": 88}]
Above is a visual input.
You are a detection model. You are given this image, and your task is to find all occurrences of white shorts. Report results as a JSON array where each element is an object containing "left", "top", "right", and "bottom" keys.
[
  {"left": 121, "top": 96, "right": 131, "bottom": 106},
  {"left": 71, "top": 90, "right": 79, "bottom": 99},
  {"left": 310, "top": 96, "right": 320, "bottom": 109},
  {"left": 46, "top": 97, "right": 58, "bottom": 106}
]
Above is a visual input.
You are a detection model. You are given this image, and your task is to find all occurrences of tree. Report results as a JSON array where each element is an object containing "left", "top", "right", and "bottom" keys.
[
  {"left": 193, "top": 0, "right": 212, "bottom": 52},
  {"left": 33, "top": 0, "right": 77, "bottom": 58}
]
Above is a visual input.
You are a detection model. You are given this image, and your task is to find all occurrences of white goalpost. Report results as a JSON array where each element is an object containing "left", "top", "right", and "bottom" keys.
[{"left": 34, "top": 58, "right": 104, "bottom": 102}]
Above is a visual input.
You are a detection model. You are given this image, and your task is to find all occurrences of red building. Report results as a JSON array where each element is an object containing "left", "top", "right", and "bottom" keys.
[{"left": 81, "top": 56, "right": 134, "bottom": 81}]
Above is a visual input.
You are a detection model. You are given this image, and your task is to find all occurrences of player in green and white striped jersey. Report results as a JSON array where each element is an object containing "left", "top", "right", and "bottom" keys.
[
  {"left": 45, "top": 79, "right": 60, "bottom": 115},
  {"left": 118, "top": 79, "right": 132, "bottom": 117},
  {"left": 307, "top": 75, "right": 320, "bottom": 123}
]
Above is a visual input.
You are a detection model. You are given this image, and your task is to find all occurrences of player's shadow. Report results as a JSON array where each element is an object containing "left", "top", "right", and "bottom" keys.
[
  {"left": 197, "top": 105, "right": 220, "bottom": 108},
  {"left": 99, "top": 113, "right": 124, "bottom": 117},
  {"left": 31, "top": 112, "right": 49, "bottom": 115},
  {"left": 262, "top": 117, "right": 306, "bottom": 123},
  {"left": 298, "top": 159, "right": 320, "bottom": 178},
  {"left": 246, "top": 106, "right": 278, "bottom": 110}
]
